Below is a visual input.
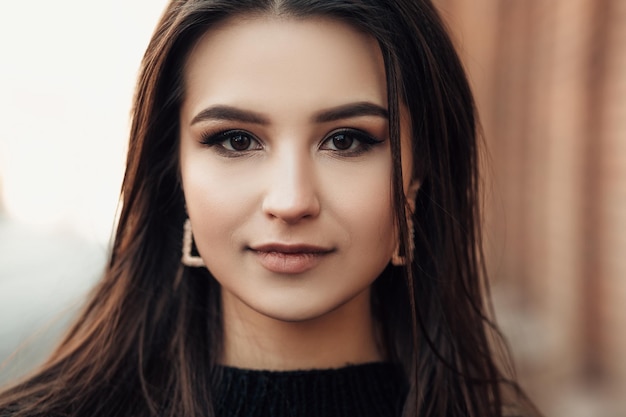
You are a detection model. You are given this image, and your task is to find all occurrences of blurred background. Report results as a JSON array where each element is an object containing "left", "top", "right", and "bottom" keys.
[
  {"left": 436, "top": 0, "right": 626, "bottom": 416},
  {"left": 0, "top": 0, "right": 169, "bottom": 383},
  {"left": 0, "top": 1, "right": 624, "bottom": 416}
]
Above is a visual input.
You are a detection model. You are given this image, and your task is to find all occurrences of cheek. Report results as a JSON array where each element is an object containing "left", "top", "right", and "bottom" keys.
[
  {"left": 179, "top": 154, "right": 253, "bottom": 250},
  {"left": 358, "top": 184, "right": 396, "bottom": 251},
  {"left": 321, "top": 160, "right": 396, "bottom": 251}
]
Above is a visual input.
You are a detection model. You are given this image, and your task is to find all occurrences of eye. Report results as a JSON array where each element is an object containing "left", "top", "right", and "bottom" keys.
[
  {"left": 222, "top": 132, "right": 255, "bottom": 151},
  {"left": 200, "top": 129, "right": 263, "bottom": 154},
  {"left": 320, "top": 129, "right": 384, "bottom": 156},
  {"left": 328, "top": 133, "right": 354, "bottom": 150}
]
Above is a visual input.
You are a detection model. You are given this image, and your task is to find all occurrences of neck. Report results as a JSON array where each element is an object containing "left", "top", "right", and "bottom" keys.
[{"left": 220, "top": 288, "right": 383, "bottom": 370}]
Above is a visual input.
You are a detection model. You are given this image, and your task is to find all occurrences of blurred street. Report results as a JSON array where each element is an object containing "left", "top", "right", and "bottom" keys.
[{"left": 437, "top": 0, "right": 626, "bottom": 415}]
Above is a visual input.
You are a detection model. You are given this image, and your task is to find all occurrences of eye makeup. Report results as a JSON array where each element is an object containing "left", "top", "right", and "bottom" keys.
[
  {"left": 319, "top": 128, "right": 385, "bottom": 158},
  {"left": 199, "top": 129, "right": 263, "bottom": 158},
  {"left": 198, "top": 126, "right": 385, "bottom": 159}
]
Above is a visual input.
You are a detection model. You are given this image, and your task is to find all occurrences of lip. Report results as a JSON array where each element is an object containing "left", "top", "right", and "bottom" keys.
[{"left": 249, "top": 243, "right": 334, "bottom": 274}]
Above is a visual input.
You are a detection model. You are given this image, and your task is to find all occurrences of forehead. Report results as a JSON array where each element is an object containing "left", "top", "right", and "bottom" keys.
[{"left": 180, "top": 15, "right": 388, "bottom": 119}]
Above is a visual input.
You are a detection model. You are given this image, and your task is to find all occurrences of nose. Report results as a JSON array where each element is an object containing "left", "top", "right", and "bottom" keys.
[{"left": 261, "top": 149, "right": 321, "bottom": 224}]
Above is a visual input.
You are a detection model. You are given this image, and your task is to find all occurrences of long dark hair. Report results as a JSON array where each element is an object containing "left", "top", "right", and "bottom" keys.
[{"left": 0, "top": 1, "right": 536, "bottom": 416}]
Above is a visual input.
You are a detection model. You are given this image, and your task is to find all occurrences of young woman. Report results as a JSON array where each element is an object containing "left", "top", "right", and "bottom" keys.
[{"left": 0, "top": 1, "right": 538, "bottom": 416}]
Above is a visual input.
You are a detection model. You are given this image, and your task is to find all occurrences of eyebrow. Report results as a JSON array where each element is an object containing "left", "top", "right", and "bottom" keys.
[
  {"left": 189, "top": 101, "right": 388, "bottom": 126},
  {"left": 190, "top": 106, "right": 269, "bottom": 126},
  {"left": 314, "top": 102, "right": 388, "bottom": 123}
]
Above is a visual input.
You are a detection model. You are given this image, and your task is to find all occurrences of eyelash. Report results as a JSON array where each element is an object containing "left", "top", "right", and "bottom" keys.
[
  {"left": 199, "top": 130, "right": 262, "bottom": 157},
  {"left": 199, "top": 128, "right": 384, "bottom": 158}
]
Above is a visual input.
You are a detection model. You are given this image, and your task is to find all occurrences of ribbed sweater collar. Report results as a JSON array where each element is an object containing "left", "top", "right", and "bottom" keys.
[{"left": 213, "top": 362, "right": 408, "bottom": 417}]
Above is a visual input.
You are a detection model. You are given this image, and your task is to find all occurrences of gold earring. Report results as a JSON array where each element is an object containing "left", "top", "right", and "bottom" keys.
[
  {"left": 181, "top": 218, "right": 205, "bottom": 267},
  {"left": 391, "top": 181, "right": 420, "bottom": 266},
  {"left": 391, "top": 215, "right": 414, "bottom": 266}
]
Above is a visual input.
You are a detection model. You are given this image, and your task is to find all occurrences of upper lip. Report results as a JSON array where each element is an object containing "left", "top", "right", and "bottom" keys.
[{"left": 249, "top": 243, "right": 334, "bottom": 254}]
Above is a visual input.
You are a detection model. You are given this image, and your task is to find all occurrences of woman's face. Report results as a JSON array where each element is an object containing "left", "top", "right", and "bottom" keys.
[{"left": 179, "top": 16, "right": 412, "bottom": 323}]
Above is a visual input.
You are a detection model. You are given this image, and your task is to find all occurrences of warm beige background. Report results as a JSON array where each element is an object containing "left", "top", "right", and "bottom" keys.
[{"left": 435, "top": 1, "right": 626, "bottom": 416}]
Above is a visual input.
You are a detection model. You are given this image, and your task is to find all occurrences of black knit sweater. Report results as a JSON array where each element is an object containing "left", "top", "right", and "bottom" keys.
[{"left": 212, "top": 362, "right": 408, "bottom": 417}]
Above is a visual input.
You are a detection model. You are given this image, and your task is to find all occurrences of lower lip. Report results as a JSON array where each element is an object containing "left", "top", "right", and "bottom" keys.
[{"left": 253, "top": 251, "right": 328, "bottom": 274}]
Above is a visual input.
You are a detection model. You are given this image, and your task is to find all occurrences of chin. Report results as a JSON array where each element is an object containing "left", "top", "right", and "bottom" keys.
[
  {"left": 244, "top": 287, "right": 369, "bottom": 325},
  {"left": 249, "top": 299, "right": 339, "bottom": 323}
]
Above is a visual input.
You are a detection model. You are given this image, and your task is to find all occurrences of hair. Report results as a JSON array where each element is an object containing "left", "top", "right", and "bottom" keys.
[{"left": 0, "top": 1, "right": 538, "bottom": 416}]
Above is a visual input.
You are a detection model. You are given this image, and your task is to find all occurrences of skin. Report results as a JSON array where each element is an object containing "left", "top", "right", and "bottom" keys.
[{"left": 179, "top": 15, "right": 413, "bottom": 370}]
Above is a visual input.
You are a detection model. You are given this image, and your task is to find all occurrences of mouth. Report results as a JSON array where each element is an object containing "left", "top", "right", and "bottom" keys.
[{"left": 248, "top": 243, "right": 334, "bottom": 274}]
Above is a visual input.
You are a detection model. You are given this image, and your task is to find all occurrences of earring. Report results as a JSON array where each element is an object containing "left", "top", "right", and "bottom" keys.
[
  {"left": 181, "top": 218, "right": 205, "bottom": 267},
  {"left": 392, "top": 181, "right": 420, "bottom": 266},
  {"left": 391, "top": 215, "right": 414, "bottom": 266}
]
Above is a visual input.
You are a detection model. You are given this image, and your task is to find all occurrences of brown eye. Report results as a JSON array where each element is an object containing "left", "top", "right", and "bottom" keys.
[
  {"left": 331, "top": 133, "right": 354, "bottom": 150},
  {"left": 320, "top": 129, "right": 384, "bottom": 157},
  {"left": 200, "top": 129, "right": 262, "bottom": 155},
  {"left": 229, "top": 133, "right": 252, "bottom": 151}
]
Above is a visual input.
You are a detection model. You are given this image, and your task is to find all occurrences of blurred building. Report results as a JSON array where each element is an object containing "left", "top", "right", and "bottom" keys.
[{"left": 434, "top": 0, "right": 626, "bottom": 416}]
